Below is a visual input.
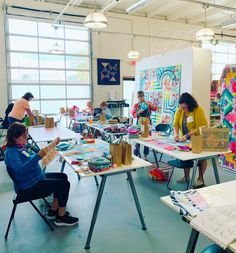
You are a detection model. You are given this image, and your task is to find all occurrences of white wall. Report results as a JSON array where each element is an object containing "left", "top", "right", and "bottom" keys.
[{"left": 135, "top": 47, "right": 211, "bottom": 122}]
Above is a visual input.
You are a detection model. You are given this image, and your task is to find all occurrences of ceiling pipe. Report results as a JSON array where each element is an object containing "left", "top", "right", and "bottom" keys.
[{"left": 178, "top": 0, "right": 236, "bottom": 13}]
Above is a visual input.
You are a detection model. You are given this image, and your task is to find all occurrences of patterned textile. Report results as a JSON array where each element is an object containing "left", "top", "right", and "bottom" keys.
[
  {"left": 139, "top": 65, "right": 181, "bottom": 125},
  {"left": 219, "top": 65, "right": 236, "bottom": 172}
]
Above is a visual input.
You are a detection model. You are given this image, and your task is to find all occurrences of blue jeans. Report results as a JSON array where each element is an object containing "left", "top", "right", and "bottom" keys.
[{"left": 8, "top": 117, "right": 24, "bottom": 125}]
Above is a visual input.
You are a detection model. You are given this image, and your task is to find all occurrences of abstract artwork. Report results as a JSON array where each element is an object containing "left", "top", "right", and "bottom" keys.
[
  {"left": 140, "top": 65, "right": 181, "bottom": 125},
  {"left": 97, "top": 58, "right": 120, "bottom": 85},
  {"left": 219, "top": 64, "right": 236, "bottom": 172}
]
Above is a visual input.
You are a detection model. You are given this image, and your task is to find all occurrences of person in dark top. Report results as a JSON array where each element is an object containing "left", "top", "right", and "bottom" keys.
[{"left": 4, "top": 123, "right": 79, "bottom": 227}]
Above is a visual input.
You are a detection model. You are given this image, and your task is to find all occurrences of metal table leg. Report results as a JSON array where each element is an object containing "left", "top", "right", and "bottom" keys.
[
  {"left": 186, "top": 228, "right": 199, "bottom": 253},
  {"left": 152, "top": 149, "right": 159, "bottom": 168},
  {"left": 85, "top": 175, "right": 107, "bottom": 249},
  {"left": 189, "top": 159, "right": 198, "bottom": 189},
  {"left": 211, "top": 156, "right": 220, "bottom": 184},
  {"left": 60, "top": 160, "right": 66, "bottom": 173},
  {"left": 127, "top": 172, "right": 147, "bottom": 230},
  {"left": 94, "top": 176, "right": 99, "bottom": 186}
]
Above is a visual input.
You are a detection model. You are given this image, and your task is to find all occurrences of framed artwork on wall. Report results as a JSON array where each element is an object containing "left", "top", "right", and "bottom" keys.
[{"left": 97, "top": 58, "right": 120, "bottom": 85}]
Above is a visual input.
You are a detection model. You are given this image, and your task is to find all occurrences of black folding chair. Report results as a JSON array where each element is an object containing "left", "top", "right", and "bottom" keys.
[
  {"left": 5, "top": 166, "right": 54, "bottom": 239},
  {"left": 0, "top": 147, "right": 5, "bottom": 162}
]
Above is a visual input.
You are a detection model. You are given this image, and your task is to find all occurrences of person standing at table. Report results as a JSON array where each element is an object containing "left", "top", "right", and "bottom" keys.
[
  {"left": 132, "top": 91, "right": 157, "bottom": 160},
  {"left": 173, "top": 92, "right": 208, "bottom": 188},
  {"left": 8, "top": 92, "right": 34, "bottom": 124}
]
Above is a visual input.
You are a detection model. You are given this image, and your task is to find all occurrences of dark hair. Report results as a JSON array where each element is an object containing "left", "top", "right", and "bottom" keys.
[
  {"left": 178, "top": 92, "right": 198, "bottom": 112},
  {"left": 137, "top": 91, "right": 144, "bottom": 97},
  {"left": 6, "top": 123, "right": 27, "bottom": 147},
  {"left": 22, "top": 92, "right": 34, "bottom": 101}
]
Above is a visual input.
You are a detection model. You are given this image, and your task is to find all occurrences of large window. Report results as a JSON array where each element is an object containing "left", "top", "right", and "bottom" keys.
[
  {"left": 6, "top": 17, "right": 91, "bottom": 114},
  {"left": 202, "top": 41, "right": 236, "bottom": 80}
]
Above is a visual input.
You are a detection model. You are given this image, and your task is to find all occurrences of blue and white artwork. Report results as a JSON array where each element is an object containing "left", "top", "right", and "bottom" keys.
[{"left": 97, "top": 58, "right": 120, "bottom": 85}]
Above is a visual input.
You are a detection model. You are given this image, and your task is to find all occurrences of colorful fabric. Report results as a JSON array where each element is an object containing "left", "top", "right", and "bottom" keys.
[
  {"left": 219, "top": 65, "right": 236, "bottom": 172},
  {"left": 139, "top": 65, "right": 181, "bottom": 125}
]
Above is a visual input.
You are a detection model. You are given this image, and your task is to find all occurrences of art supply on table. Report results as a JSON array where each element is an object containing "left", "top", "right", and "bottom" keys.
[
  {"left": 88, "top": 157, "right": 111, "bottom": 172},
  {"left": 170, "top": 190, "right": 208, "bottom": 217}
]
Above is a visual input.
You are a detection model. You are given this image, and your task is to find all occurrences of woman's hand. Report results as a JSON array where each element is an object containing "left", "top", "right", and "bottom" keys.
[
  {"left": 38, "top": 149, "right": 46, "bottom": 158},
  {"left": 174, "top": 135, "right": 179, "bottom": 142},
  {"left": 55, "top": 137, "right": 61, "bottom": 145},
  {"left": 180, "top": 135, "right": 187, "bottom": 142}
]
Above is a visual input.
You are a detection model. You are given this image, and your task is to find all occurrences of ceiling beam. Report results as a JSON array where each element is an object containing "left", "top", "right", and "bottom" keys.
[
  {"left": 147, "top": 1, "right": 178, "bottom": 18},
  {"left": 100, "top": 0, "right": 120, "bottom": 13}
]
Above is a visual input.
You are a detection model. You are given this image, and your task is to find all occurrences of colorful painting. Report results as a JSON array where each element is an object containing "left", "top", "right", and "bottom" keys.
[
  {"left": 97, "top": 58, "right": 120, "bottom": 85},
  {"left": 140, "top": 65, "right": 181, "bottom": 125},
  {"left": 219, "top": 65, "right": 236, "bottom": 172}
]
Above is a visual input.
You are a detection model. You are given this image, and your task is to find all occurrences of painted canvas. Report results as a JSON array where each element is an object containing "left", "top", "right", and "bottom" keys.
[
  {"left": 219, "top": 65, "right": 236, "bottom": 172},
  {"left": 97, "top": 58, "right": 120, "bottom": 85},
  {"left": 140, "top": 65, "right": 181, "bottom": 125}
]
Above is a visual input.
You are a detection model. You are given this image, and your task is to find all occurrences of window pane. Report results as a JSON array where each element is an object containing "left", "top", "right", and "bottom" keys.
[
  {"left": 9, "top": 36, "right": 37, "bottom": 51},
  {"left": 38, "top": 23, "right": 64, "bottom": 38},
  {"left": 67, "top": 86, "right": 90, "bottom": 98},
  {"left": 66, "top": 56, "right": 89, "bottom": 70},
  {"left": 11, "top": 69, "right": 39, "bottom": 83},
  {"left": 215, "top": 53, "right": 228, "bottom": 63},
  {"left": 66, "top": 71, "right": 89, "bottom": 84},
  {"left": 39, "top": 54, "right": 64, "bottom": 69},
  {"left": 67, "top": 100, "right": 87, "bottom": 110},
  {"left": 41, "top": 100, "right": 66, "bottom": 114},
  {"left": 40, "top": 70, "right": 65, "bottom": 83},
  {"left": 8, "top": 19, "right": 37, "bottom": 36},
  {"left": 10, "top": 52, "right": 38, "bottom": 68},
  {"left": 41, "top": 85, "right": 65, "bottom": 99},
  {"left": 39, "top": 38, "right": 64, "bottom": 53},
  {"left": 30, "top": 101, "right": 40, "bottom": 111},
  {"left": 11, "top": 85, "right": 39, "bottom": 100},
  {"left": 65, "top": 41, "right": 89, "bottom": 55},
  {"left": 65, "top": 27, "right": 89, "bottom": 41}
]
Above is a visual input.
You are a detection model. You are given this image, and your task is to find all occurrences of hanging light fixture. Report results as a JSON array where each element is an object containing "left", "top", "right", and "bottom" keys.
[
  {"left": 84, "top": 0, "right": 108, "bottom": 29},
  {"left": 127, "top": 26, "right": 140, "bottom": 60},
  {"left": 84, "top": 12, "right": 108, "bottom": 29},
  {"left": 196, "top": 5, "right": 214, "bottom": 41},
  {"left": 49, "top": 26, "right": 64, "bottom": 54}
]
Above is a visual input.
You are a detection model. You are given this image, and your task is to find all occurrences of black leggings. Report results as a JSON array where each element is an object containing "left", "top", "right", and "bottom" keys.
[{"left": 22, "top": 173, "right": 70, "bottom": 207}]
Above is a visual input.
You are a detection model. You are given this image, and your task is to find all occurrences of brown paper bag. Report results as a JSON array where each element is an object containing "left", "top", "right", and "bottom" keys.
[
  {"left": 121, "top": 142, "right": 132, "bottom": 165},
  {"left": 191, "top": 135, "right": 203, "bottom": 154},
  {"left": 45, "top": 117, "right": 54, "bottom": 128},
  {"left": 28, "top": 115, "right": 35, "bottom": 126},
  {"left": 99, "top": 113, "right": 106, "bottom": 124},
  {"left": 141, "top": 124, "right": 149, "bottom": 138},
  {"left": 110, "top": 143, "right": 122, "bottom": 167}
]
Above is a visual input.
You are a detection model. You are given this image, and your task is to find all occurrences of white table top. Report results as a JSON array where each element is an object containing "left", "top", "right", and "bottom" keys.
[
  {"left": 28, "top": 126, "right": 77, "bottom": 143},
  {"left": 59, "top": 139, "right": 151, "bottom": 178},
  {"left": 132, "top": 137, "right": 228, "bottom": 161},
  {"left": 161, "top": 180, "right": 236, "bottom": 252}
]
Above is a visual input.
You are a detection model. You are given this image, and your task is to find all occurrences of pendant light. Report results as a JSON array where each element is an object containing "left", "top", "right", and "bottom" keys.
[
  {"left": 84, "top": 0, "right": 108, "bottom": 29},
  {"left": 49, "top": 26, "right": 64, "bottom": 54},
  {"left": 196, "top": 5, "right": 214, "bottom": 41},
  {"left": 128, "top": 24, "right": 140, "bottom": 60}
]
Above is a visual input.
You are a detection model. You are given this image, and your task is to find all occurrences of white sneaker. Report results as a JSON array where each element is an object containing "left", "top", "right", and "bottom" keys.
[{"left": 176, "top": 177, "right": 190, "bottom": 184}]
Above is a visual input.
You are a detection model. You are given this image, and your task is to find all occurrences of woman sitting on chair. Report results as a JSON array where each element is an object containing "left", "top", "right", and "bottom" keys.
[
  {"left": 173, "top": 92, "right": 208, "bottom": 188},
  {"left": 4, "top": 123, "right": 79, "bottom": 227}
]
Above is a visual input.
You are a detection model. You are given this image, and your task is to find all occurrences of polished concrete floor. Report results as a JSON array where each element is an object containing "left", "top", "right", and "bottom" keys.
[{"left": 0, "top": 142, "right": 235, "bottom": 253}]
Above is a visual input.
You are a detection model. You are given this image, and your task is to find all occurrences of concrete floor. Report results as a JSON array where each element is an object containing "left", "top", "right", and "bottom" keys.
[{"left": 0, "top": 142, "right": 235, "bottom": 253}]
